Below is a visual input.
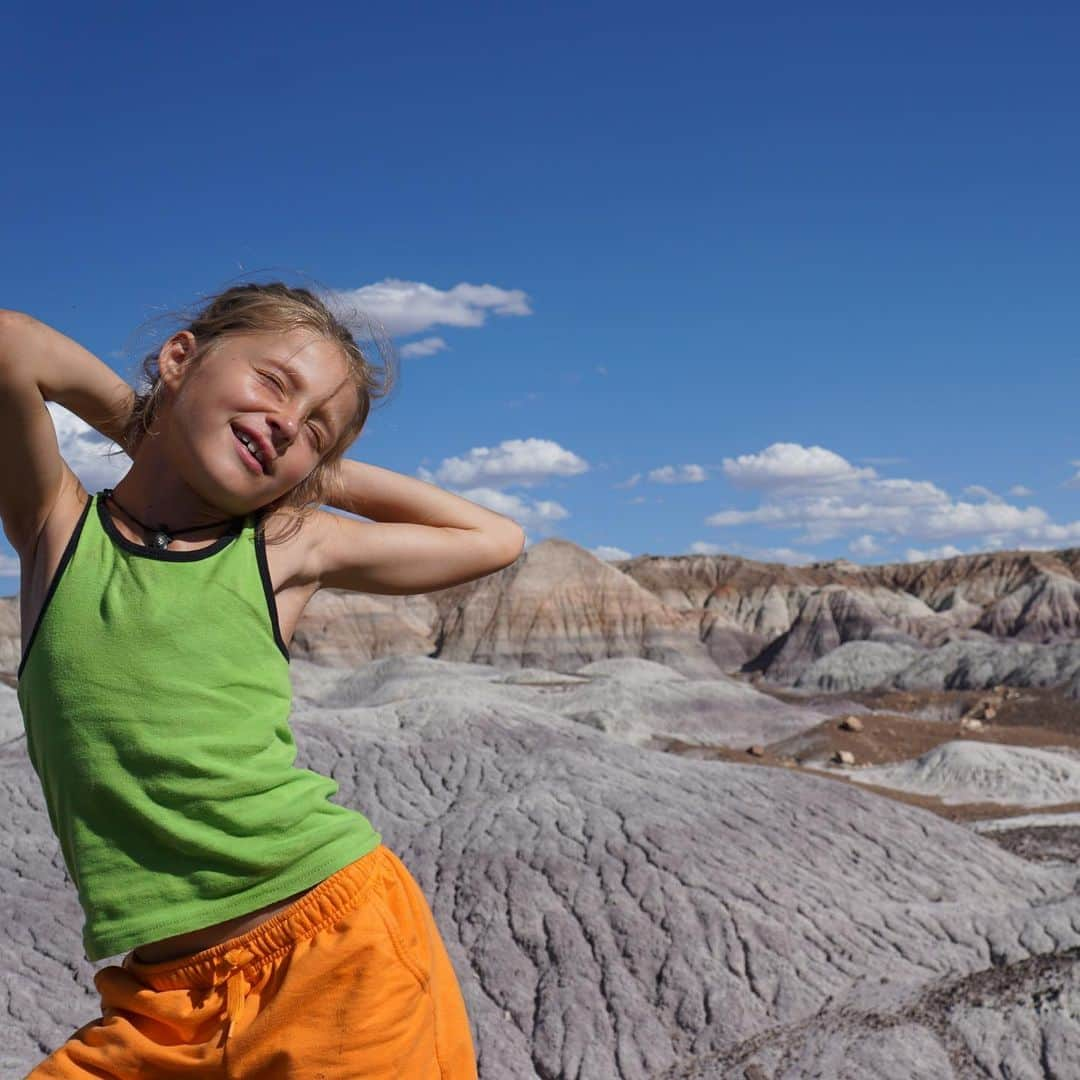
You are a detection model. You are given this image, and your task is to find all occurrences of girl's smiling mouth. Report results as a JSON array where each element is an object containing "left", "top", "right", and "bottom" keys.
[{"left": 232, "top": 426, "right": 267, "bottom": 475}]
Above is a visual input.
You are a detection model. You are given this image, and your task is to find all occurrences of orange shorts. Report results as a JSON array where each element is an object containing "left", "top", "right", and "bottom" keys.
[{"left": 27, "top": 844, "right": 478, "bottom": 1079}]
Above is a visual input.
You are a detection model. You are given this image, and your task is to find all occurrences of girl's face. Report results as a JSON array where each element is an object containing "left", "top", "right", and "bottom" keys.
[{"left": 158, "top": 327, "right": 359, "bottom": 511}]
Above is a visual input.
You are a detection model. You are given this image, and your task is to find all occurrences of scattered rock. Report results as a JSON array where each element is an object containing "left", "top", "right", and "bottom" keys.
[
  {"left": 839, "top": 715, "right": 864, "bottom": 732},
  {"left": 961, "top": 717, "right": 984, "bottom": 731},
  {"left": 833, "top": 750, "right": 856, "bottom": 766},
  {"left": 747, "top": 745, "right": 765, "bottom": 757}
]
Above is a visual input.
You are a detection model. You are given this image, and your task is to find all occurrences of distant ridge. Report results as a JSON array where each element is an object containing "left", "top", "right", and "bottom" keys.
[{"left": 3, "top": 540, "right": 1079, "bottom": 691}]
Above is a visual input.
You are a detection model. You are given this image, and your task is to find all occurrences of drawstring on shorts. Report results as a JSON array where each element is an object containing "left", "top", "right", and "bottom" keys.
[{"left": 216, "top": 947, "right": 255, "bottom": 1046}]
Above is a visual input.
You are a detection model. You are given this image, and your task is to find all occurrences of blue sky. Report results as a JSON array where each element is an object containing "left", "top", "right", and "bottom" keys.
[{"left": 3, "top": 6, "right": 1079, "bottom": 596}]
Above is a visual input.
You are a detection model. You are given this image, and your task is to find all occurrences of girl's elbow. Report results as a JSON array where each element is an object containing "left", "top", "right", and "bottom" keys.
[{"left": 490, "top": 524, "right": 526, "bottom": 566}]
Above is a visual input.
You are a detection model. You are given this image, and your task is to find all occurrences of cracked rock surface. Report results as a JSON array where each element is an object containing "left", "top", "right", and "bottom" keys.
[{"left": 4, "top": 657, "right": 1080, "bottom": 1078}]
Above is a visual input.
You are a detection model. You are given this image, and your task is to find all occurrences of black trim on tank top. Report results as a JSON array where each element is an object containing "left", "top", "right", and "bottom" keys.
[
  {"left": 96, "top": 490, "right": 244, "bottom": 561},
  {"left": 254, "top": 513, "right": 292, "bottom": 663},
  {"left": 17, "top": 492, "right": 94, "bottom": 681}
]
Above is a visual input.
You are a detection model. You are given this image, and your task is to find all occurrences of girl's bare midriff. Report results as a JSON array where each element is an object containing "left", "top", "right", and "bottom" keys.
[{"left": 132, "top": 883, "right": 322, "bottom": 964}]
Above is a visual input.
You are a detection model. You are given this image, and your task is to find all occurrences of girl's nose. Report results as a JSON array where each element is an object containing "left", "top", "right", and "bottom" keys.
[{"left": 269, "top": 410, "right": 300, "bottom": 445}]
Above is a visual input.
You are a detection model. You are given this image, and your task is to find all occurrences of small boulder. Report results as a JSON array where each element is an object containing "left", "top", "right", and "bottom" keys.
[
  {"left": 839, "top": 715, "right": 864, "bottom": 732},
  {"left": 747, "top": 744, "right": 765, "bottom": 757},
  {"left": 961, "top": 716, "right": 984, "bottom": 731},
  {"left": 833, "top": 750, "right": 855, "bottom": 766}
]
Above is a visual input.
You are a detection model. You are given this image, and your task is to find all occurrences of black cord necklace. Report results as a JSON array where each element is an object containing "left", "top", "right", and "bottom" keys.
[{"left": 104, "top": 488, "right": 243, "bottom": 551}]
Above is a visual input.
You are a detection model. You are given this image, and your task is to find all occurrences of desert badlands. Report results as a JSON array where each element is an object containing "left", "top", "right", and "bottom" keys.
[{"left": 2, "top": 539, "right": 1079, "bottom": 1078}]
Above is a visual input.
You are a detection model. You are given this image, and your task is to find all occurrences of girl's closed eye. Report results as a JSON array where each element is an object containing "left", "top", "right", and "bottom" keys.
[
  {"left": 258, "top": 370, "right": 285, "bottom": 394},
  {"left": 257, "top": 369, "right": 322, "bottom": 448}
]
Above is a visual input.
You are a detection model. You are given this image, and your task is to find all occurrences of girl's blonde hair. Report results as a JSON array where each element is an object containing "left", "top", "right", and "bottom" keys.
[{"left": 117, "top": 281, "right": 397, "bottom": 544}]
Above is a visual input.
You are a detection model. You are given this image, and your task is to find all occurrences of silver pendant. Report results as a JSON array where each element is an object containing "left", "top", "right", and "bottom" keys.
[{"left": 152, "top": 531, "right": 172, "bottom": 550}]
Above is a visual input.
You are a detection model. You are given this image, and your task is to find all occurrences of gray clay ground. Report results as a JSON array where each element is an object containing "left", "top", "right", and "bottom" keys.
[{"left": 4, "top": 659, "right": 1080, "bottom": 1078}]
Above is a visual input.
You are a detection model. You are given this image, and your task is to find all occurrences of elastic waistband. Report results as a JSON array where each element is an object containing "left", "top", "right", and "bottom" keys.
[{"left": 122, "top": 844, "right": 388, "bottom": 990}]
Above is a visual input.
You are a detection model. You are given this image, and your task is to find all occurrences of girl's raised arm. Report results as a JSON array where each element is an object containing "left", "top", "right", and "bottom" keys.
[{"left": 0, "top": 310, "right": 134, "bottom": 556}]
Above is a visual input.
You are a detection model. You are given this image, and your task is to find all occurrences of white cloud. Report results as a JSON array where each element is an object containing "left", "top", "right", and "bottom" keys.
[
  {"left": 921, "top": 501, "right": 1048, "bottom": 537},
  {"left": 1067, "top": 462, "right": 1080, "bottom": 490},
  {"left": 963, "top": 484, "right": 1000, "bottom": 501},
  {"left": 755, "top": 547, "right": 817, "bottom": 566},
  {"left": 706, "top": 505, "right": 789, "bottom": 527},
  {"left": 614, "top": 473, "right": 641, "bottom": 489},
  {"left": 592, "top": 545, "right": 632, "bottom": 561},
  {"left": 47, "top": 404, "right": 129, "bottom": 491},
  {"left": 865, "top": 478, "right": 952, "bottom": 507},
  {"left": 647, "top": 464, "right": 707, "bottom": 485},
  {"left": 723, "top": 443, "right": 876, "bottom": 490},
  {"left": 706, "top": 441, "right": 1080, "bottom": 550},
  {"left": 627, "top": 495, "right": 647, "bottom": 504},
  {"left": 418, "top": 438, "right": 588, "bottom": 489},
  {"left": 1030, "top": 521, "right": 1080, "bottom": 542},
  {"left": 905, "top": 544, "right": 966, "bottom": 562},
  {"left": 412, "top": 436, "right": 580, "bottom": 536},
  {"left": 1008, "top": 484, "right": 1034, "bottom": 497},
  {"left": 324, "top": 279, "right": 532, "bottom": 338},
  {"left": 452, "top": 487, "right": 568, "bottom": 533},
  {"left": 690, "top": 539, "right": 815, "bottom": 565},
  {"left": 399, "top": 336, "right": 448, "bottom": 359},
  {"left": 849, "top": 534, "right": 883, "bottom": 557}
]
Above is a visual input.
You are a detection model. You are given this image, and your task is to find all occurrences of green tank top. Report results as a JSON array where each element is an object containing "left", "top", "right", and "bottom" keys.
[{"left": 17, "top": 489, "right": 381, "bottom": 961}]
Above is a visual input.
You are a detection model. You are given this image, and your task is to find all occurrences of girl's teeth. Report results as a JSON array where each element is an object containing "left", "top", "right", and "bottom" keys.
[{"left": 236, "top": 430, "right": 263, "bottom": 464}]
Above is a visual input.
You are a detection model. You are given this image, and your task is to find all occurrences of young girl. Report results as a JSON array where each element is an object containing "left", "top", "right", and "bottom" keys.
[{"left": 2, "top": 282, "right": 524, "bottom": 1078}]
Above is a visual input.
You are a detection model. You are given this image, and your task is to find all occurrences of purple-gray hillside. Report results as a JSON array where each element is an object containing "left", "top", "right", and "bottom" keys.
[
  {"left": 796, "top": 639, "right": 1080, "bottom": 694},
  {"left": 617, "top": 546, "right": 1080, "bottom": 688},
  {"left": 4, "top": 657, "right": 1080, "bottom": 1078},
  {"left": 303, "top": 656, "right": 828, "bottom": 749}
]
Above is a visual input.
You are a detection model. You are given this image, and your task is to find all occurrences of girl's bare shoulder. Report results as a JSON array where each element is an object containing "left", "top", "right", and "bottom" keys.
[{"left": 257, "top": 505, "right": 336, "bottom": 593}]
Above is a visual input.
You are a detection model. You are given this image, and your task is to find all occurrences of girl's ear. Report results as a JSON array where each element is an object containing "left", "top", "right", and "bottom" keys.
[{"left": 158, "top": 331, "right": 199, "bottom": 392}]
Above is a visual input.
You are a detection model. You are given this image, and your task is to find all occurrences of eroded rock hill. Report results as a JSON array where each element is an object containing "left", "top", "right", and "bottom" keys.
[{"left": 3, "top": 539, "right": 1079, "bottom": 692}]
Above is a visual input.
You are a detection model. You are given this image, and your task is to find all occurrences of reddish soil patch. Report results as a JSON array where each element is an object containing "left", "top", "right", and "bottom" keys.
[
  {"left": 656, "top": 684, "right": 1080, "bottom": 825},
  {"left": 762, "top": 683, "right": 1079, "bottom": 732}
]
